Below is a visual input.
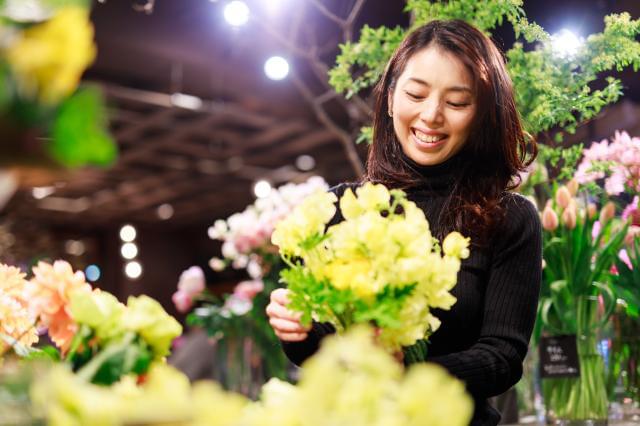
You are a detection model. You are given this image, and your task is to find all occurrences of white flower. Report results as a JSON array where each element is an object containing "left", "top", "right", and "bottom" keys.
[
  {"left": 224, "top": 295, "right": 252, "bottom": 316},
  {"left": 209, "top": 257, "right": 226, "bottom": 272}
]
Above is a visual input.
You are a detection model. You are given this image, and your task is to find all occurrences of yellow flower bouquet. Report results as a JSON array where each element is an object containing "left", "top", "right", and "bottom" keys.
[{"left": 272, "top": 183, "right": 469, "bottom": 353}]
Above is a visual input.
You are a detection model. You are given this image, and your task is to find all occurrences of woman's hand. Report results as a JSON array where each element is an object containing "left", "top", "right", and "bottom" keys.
[{"left": 266, "top": 288, "right": 311, "bottom": 342}]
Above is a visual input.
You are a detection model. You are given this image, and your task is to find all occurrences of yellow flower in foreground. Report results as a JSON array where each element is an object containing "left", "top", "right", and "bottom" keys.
[
  {"left": 5, "top": 7, "right": 96, "bottom": 104},
  {"left": 25, "top": 261, "right": 91, "bottom": 353},
  {"left": 254, "top": 326, "right": 473, "bottom": 426},
  {"left": 397, "top": 363, "right": 474, "bottom": 426},
  {"left": 0, "top": 264, "right": 38, "bottom": 348},
  {"left": 442, "top": 231, "right": 470, "bottom": 259}
]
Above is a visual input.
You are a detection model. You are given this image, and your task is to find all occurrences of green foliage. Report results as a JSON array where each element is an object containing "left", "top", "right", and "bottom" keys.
[
  {"left": 281, "top": 263, "right": 416, "bottom": 332},
  {"left": 328, "top": 25, "right": 405, "bottom": 99},
  {"left": 355, "top": 125, "right": 373, "bottom": 145},
  {"left": 540, "top": 202, "right": 628, "bottom": 335},
  {"left": 50, "top": 86, "right": 117, "bottom": 167},
  {"left": 538, "top": 143, "right": 584, "bottom": 181},
  {"left": 406, "top": 0, "right": 525, "bottom": 35},
  {"left": 612, "top": 241, "right": 640, "bottom": 317}
]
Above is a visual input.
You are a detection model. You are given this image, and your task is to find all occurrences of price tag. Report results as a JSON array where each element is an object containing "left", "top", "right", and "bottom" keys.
[{"left": 539, "top": 334, "right": 580, "bottom": 378}]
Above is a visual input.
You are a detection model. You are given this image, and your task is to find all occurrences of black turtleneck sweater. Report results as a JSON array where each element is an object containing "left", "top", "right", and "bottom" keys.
[{"left": 280, "top": 153, "right": 542, "bottom": 426}]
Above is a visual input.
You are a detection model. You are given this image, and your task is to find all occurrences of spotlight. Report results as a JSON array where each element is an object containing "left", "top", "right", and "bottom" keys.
[
  {"left": 125, "top": 261, "right": 143, "bottom": 280},
  {"left": 224, "top": 1, "right": 249, "bottom": 27},
  {"left": 119, "top": 225, "right": 137, "bottom": 242},
  {"left": 264, "top": 56, "right": 289, "bottom": 80}
]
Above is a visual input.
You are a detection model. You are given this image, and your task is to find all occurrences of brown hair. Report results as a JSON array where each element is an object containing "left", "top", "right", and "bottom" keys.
[{"left": 366, "top": 19, "right": 536, "bottom": 245}]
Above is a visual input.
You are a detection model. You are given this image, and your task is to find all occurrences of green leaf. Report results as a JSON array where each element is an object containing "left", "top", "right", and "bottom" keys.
[{"left": 50, "top": 86, "right": 117, "bottom": 168}]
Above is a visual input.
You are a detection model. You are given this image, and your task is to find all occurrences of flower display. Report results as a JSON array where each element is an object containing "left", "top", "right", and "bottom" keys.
[
  {"left": 0, "top": 264, "right": 38, "bottom": 349},
  {"left": 25, "top": 260, "right": 91, "bottom": 352},
  {"left": 1, "top": 259, "right": 182, "bottom": 386},
  {"left": 575, "top": 130, "right": 640, "bottom": 196},
  {"left": 208, "top": 176, "right": 329, "bottom": 275},
  {"left": 273, "top": 183, "right": 469, "bottom": 352}
]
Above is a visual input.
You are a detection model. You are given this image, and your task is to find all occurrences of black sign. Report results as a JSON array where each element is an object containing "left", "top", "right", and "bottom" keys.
[{"left": 539, "top": 334, "right": 580, "bottom": 378}]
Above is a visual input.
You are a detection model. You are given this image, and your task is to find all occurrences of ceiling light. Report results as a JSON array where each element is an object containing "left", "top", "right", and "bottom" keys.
[
  {"left": 121, "top": 242, "right": 139, "bottom": 260},
  {"left": 551, "top": 29, "right": 583, "bottom": 58},
  {"left": 224, "top": 1, "right": 249, "bottom": 27},
  {"left": 125, "top": 261, "right": 143, "bottom": 280},
  {"left": 119, "top": 224, "right": 137, "bottom": 242},
  {"left": 264, "top": 56, "right": 289, "bottom": 80}
]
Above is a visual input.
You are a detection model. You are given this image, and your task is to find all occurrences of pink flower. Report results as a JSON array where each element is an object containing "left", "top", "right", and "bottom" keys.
[
  {"left": 233, "top": 280, "right": 264, "bottom": 301},
  {"left": 618, "top": 249, "right": 633, "bottom": 271},
  {"left": 622, "top": 196, "right": 640, "bottom": 226},
  {"left": 177, "top": 266, "right": 205, "bottom": 297},
  {"left": 24, "top": 260, "right": 91, "bottom": 352},
  {"left": 172, "top": 290, "right": 193, "bottom": 313},
  {"left": 592, "top": 221, "right": 601, "bottom": 240},
  {"left": 605, "top": 168, "right": 626, "bottom": 195}
]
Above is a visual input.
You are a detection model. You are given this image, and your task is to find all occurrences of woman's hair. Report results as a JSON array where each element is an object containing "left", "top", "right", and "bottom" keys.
[{"left": 366, "top": 19, "right": 536, "bottom": 245}]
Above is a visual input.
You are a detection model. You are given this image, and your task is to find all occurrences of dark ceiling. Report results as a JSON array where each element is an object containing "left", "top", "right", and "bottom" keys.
[{"left": 5, "top": 0, "right": 640, "bottom": 230}]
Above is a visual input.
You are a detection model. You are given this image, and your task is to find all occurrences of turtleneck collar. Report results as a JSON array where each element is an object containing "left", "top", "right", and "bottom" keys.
[{"left": 398, "top": 148, "right": 464, "bottom": 193}]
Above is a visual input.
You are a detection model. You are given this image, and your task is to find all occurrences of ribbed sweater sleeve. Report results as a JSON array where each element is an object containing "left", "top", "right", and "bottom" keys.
[{"left": 425, "top": 194, "right": 542, "bottom": 398}]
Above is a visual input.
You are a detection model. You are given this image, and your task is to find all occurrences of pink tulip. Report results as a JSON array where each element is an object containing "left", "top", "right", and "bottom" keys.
[
  {"left": 562, "top": 204, "right": 577, "bottom": 229},
  {"left": 542, "top": 205, "right": 559, "bottom": 231},
  {"left": 625, "top": 226, "right": 640, "bottom": 247},
  {"left": 599, "top": 202, "right": 616, "bottom": 225},
  {"left": 555, "top": 186, "right": 572, "bottom": 209}
]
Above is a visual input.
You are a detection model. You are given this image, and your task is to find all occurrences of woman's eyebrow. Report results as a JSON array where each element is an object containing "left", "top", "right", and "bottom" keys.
[{"left": 406, "top": 77, "right": 472, "bottom": 93}]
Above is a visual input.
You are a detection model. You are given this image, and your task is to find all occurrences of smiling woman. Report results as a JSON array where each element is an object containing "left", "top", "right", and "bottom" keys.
[
  {"left": 268, "top": 19, "right": 542, "bottom": 426},
  {"left": 389, "top": 46, "right": 477, "bottom": 166}
]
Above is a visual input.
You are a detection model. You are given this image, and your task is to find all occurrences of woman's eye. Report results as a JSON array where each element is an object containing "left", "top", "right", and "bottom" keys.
[
  {"left": 447, "top": 101, "right": 470, "bottom": 108},
  {"left": 405, "top": 91, "right": 424, "bottom": 100}
]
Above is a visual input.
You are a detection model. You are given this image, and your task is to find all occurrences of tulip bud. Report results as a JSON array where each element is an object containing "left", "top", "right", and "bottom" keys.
[
  {"left": 555, "top": 186, "right": 572, "bottom": 209},
  {"left": 542, "top": 205, "right": 559, "bottom": 231},
  {"left": 599, "top": 202, "right": 616, "bottom": 225},
  {"left": 567, "top": 178, "right": 579, "bottom": 196},
  {"left": 562, "top": 204, "right": 577, "bottom": 229},
  {"left": 625, "top": 226, "right": 640, "bottom": 247},
  {"left": 587, "top": 203, "right": 597, "bottom": 219}
]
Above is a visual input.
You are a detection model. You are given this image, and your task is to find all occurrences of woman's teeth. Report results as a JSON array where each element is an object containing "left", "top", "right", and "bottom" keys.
[{"left": 414, "top": 129, "right": 446, "bottom": 143}]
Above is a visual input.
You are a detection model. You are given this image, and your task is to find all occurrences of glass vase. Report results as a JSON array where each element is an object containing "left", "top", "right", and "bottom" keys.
[{"left": 543, "top": 295, "right": 609, "bottom": 425}]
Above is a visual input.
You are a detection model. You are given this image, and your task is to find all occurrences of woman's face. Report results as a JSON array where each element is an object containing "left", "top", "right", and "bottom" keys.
[{"left": 389, "top": 45, "right": 477, "bottom": 166}]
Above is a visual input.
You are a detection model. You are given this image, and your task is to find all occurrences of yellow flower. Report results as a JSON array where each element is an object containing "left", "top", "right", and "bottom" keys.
[
  {"left": 272, "top": 191, "right": 337, "bottom": 257},
  {"left": 192, "top": 381, "right": 248, "bottom": 426},
  {"left": 356, "top": 183, "right": 391, "bottom": 212},
  {"left": 123, "top": 295, "right": 182, "bottom": 358},
  {"left": 397, "top": 363, "right": 473, "bottom": 426},
  {"left": 5, "top": 7, "right": 96, "bottom": 104},
  {"left": 69, "top": 289, "right": 126, "bottom": 341},
  {"left": 442, "top": 231, "right": 470, "bottom": 259}
]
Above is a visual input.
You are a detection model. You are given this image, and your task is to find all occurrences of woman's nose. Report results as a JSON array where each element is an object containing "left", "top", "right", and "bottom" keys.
[{"left": 418, "top": 98, "right": 443, "bottom": 125}]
